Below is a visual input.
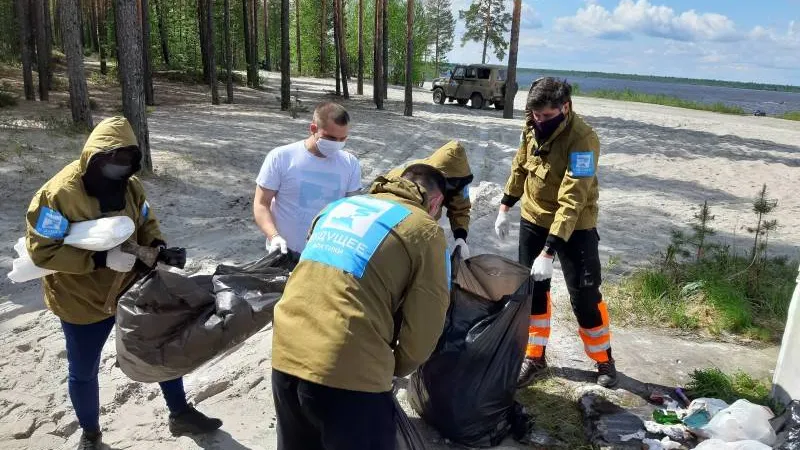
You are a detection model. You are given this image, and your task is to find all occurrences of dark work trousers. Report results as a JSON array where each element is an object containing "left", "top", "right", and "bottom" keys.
[
  {"left": 60, "top": 316, "right": 190, "bottom": 433},
  {"left": 272, "top": 369, "right": 396, "bottom": 450},
  {"left": 518, "top": 219, "right": 612, "bottom": 362}
]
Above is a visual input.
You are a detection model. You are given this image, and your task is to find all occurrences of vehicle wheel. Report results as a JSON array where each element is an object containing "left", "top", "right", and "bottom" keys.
[
  {"left": 470, "top": 93, "right": 484, "bottom": 109},
  {"left": 433, "top": 88, "right": 445, "bottom": 105},
  {"left": 494, "top": 102, "right": 505, "bottom": 110},
  {"left": 457, "top": 99, "right": 468, "bottom": 106}
]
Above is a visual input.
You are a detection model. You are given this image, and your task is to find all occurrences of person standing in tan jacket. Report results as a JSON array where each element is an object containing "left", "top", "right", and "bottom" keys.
[
  {"left": 495, "top": 78, "right": 617, "bottom": 389},
  {"left": 271, "top": 164, "right": 451, "bottom": 450}
]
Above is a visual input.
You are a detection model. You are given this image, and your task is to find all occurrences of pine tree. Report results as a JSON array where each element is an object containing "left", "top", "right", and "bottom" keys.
[
  {"left": 459, "top": 0, "right": 511, "bottom": 64},
  {"left": 425, "top": 0, "right": 454, "bottom": 76}
]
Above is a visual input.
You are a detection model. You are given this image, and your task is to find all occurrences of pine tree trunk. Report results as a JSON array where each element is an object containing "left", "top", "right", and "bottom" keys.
[
  {"left": 403, "top": 0, "right": 413, "bottom": 116},
  {"left": 44, "top": 0, "right": 54, "bottom": 89},
  {"left": 224, "top": 0, "right": 234, "bottom": 102},
  {"left": 115, "top": 0, "right": 152, "bottom": 170},
  {"left": 503, "top": 0, "right": 520, "bottom": 119},
  {"left": 250, "top": 0, "right": 259, "bottom": 87},
  {"left": 198, "top": 0, "right": 210, "bottom": 82},
  {"left": 334, "top": 0, "right": 348, "bottom": 98},
  {"left": 141, "top": 0, "right": 154, "bottom": 105},
  {"left": 280, "top": 0, "right": 290, "bottom": 109},
  {"left": 97, "top": 0, "right": 107, "bottom": 74},
  {"left": 242, "top": 0, "right": 252, "bottom": 86},
  {"left": 17, "top": 0, "right": 36, "bottom": 100},
  {"left": 154, "top": 0, "right": 170, "bottom": 65},
  {"left": 89, "top": 0, "right": 100, "bottom": 51},
  {"left": 434, "top": 1, "right": 439, "bottom": 76},
  {"left": 207, "top": 0, "right": 219, "bottom": 104},
  {"left": 34, "top": 0, "right": 51, "bottom": 101},
  {"left": 320, "top": 0, "right": 326, "bottom": 75},
  {"left": 54, "top": 0, "right": 62, "bottom": 49},
  {"left": 263, "top": 0, "right": 270, "bottom": 71},
  {"left": 333, "top": 8, "right": 340, "bottom": 96},
  {"left": 356, "top": 0, "right": 363, "bottom": 95},
  {"left": 482, "top": 0, "right": 490, "bottom": 64},
  {"left": 60, "top": 0, "right": 92, "bottom": 128},
  {"left": 294, "top": 0, "right": 301, "bottom": 74},
  {"left": 373, "top": 0, "right": 383, "bottom": 109},
  {"left": 381, "top": 0, "right": 387, "bottom": 99}
]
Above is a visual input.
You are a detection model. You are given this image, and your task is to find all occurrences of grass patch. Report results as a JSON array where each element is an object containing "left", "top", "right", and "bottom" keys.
[
  {"left": 516, "top": 376, "right": 593, "bottom": 449},
  {"left": 686, "top": 368, "right": 781, "bottom": 413},
  {"left": 781, "top": 111, "right": 800, "bottom": 121},
  {"left": 581, "top": 88, "right": 745, "bottom": 115},
  {"left": 608, "top": 193, "right": 794, "bottom": 341}
]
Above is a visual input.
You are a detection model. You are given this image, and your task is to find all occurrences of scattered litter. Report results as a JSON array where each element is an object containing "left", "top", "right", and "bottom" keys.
[
  {"left": 645, "top": 420, "right": 691, "bottom": 441},
  {"left": 773, "top": 400, "right": 800, "bottom": 449},
  {"left": 642, "top": 436, "right": 683, "bottom": 450},
  {"left": 694, "top": 438, "right": 771, "bottom": 449},
  {"left": 695, "top": 399, "right": 776, "bottom": 445},
  {"left": 683, "top": 398, "right": 729, "bottom": 429},
  {"left": 654, "top": 409, "right": 682, "bottom": 425}
]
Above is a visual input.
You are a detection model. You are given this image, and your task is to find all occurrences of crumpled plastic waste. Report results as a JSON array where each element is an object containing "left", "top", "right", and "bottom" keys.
[
  {"left": 619, "top": 430, "right": 646, "bottom": 442},
  {"left": 694, "top": 438, "right": 771, "bottom": 449},
  {"left": 642, "top": 436, "right": 683, "bottom": 450},
  {"left": 695, "top": 399, "right": 775, "bottom": 446},
  {"left": 683, "top": 398, "right": 730, "bottom": 429},
  {"left": 645, "top": 420, "right": 691, "bottom": 442}
]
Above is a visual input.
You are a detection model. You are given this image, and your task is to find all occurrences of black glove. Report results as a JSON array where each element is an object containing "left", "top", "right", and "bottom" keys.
[{"left": 157, "top": 247, "right": 187, "bottom": 269}]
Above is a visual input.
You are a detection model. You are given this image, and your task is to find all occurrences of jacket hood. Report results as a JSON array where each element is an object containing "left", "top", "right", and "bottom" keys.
[
  {"left": 368, "top": 176, "right": 430, "bottom": 210},
  {"left": 413, "top": 140, "right": 472, "bottom": 179},
  {"left": 79, "top": 116, "right": 139, "bottom": 174}
]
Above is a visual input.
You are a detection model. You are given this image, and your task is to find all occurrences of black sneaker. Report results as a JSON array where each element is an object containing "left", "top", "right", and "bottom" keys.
[
  {"left": 597, "top": 359, "right": 618, "bottom": 388},
  {"left": 517, "top": 356, "right": 548, "bottom": 388},
  {"left": 78, "top": 431, "right": 102, "bottom": 450},
  {"left": 168, "top": 405, "right": 223, "bottom": 436}
]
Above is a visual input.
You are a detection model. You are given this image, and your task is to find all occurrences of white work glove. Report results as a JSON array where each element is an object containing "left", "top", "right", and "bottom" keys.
[
  {"left": 106, "top": 246, "right": 136, "bottom": 273},
  {"left": 453, "top": 238, "right": 470, "bottom": 259},
  {"left": 494, "top": 210, "right": 510, "bottom": 240},
  {"left": 531, "top": 254, "right": 554, "bottom": 281},
  {"left": 267, "top": 235, "right": 288, "bottom": 254}
]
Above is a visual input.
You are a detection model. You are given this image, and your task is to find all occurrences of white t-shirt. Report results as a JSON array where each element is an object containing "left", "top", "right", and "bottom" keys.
[{"left": 256, "top": 140, "right": 362, "bottom": 252}]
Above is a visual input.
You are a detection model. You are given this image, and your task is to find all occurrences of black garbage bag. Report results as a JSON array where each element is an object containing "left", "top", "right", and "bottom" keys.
[
  {"left": 774, "top": 400, "right": 800, "bottom": 450},
  {"left": 395, "top": 393, "right": 427, "bottom": 450},
  {"left": 115, "top": 251, "right": 299, "bottom": 383},
  {"left": 408, "top": 252, "right": 533, "bottom": 447}
]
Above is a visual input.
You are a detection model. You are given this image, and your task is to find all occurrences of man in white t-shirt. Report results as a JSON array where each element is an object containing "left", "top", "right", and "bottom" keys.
[{"left": 254, "top": 102, "right": 362, "bottom": 253}]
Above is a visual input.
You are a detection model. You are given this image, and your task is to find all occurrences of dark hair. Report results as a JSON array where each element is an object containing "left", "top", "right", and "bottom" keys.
[
  {"left": 401, "top": 163, "right": 447, "bottom": 198},
  {"left": 314, "top": 102, "right": 350, "bottom": 127},
  {"left": 526, "top": 77, "right": 572, "bottom": 111}
]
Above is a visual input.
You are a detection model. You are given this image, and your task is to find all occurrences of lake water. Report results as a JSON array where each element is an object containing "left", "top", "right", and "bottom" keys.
[{"left": 514, "top": 72, "right": 800, "bottom": 116}]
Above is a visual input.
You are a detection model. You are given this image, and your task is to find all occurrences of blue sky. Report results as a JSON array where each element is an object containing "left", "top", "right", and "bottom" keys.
[{"left": 447, "top": 0, "right": 800, "bottom": 85}]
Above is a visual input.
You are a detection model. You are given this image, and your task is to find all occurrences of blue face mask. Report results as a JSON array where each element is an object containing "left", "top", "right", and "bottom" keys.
[{"left": 101, "top": 163, "right": 133, "bottom": 180}]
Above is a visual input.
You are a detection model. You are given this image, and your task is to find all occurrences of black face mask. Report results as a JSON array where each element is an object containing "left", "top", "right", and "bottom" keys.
[{"left": 533, "top": 112, "right": 565, "bottom": 143}]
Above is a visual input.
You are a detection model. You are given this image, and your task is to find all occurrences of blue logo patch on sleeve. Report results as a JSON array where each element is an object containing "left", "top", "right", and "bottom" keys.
[
  {"left": 35, "top": 206, "right": 69, "bottom": 239},
  {"left": 141, "top": 201, "right": 150, "bottom": 219},
  {"left": 462, "top": 183, "right": 470, "bottom": 198},
  {"left": 300, "top": 196, "right": 412, "bottom": 278},
  {"left": 569, "top": 152, "right": 596, "bottom": 177}
]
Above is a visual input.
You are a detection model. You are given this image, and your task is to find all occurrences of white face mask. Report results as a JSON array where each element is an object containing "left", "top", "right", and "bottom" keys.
[{"left": 316, "top": 138, "right": 346, "bottom": 157}]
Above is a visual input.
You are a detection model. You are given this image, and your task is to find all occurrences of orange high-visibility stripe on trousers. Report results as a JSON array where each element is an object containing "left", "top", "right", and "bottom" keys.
[
  {"left": 578, "top": 300, "right": 612, "bottom": 363},
  {"left": 526, "top": 292, "right": 551, "bottom": 358}
]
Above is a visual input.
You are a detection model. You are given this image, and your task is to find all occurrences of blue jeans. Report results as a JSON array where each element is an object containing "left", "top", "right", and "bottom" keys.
[{"left": 61, "top": 316, "right": 189, "bottom": 433}]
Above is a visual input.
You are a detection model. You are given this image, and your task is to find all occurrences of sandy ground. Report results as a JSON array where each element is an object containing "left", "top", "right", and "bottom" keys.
[{"left": 1, "top": 70, "right": 798, "bottom": 449}]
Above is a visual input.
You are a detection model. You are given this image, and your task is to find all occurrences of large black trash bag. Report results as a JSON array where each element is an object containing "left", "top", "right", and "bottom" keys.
[
  {"left": 408, "top": 252, "right": 533, "bottom": 447},
  {"left": 115, "top": 250, "right": 299, "bottom": 383},
  {"left": 395, "top": 393, "right": 427, "bottom": 450},
  {"left": 774, "top": 400, "right": 800, "bottom": 450}
]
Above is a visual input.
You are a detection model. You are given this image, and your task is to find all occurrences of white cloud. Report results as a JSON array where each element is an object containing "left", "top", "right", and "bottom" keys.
[
  {"left": 555, "top": 0, "right": 740, "bottom": 42},
  {"left": 521, "top": 3, "right": 544, "bottom": 29}
]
